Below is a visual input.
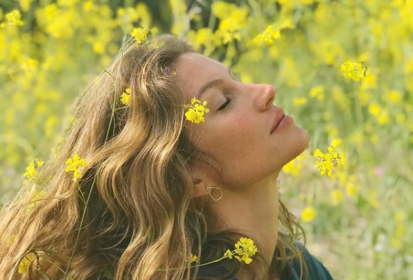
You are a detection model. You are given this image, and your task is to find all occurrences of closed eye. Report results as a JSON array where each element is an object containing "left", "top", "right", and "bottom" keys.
[{"left": 218, "top": 98, "right": 231, "bottom": 110}]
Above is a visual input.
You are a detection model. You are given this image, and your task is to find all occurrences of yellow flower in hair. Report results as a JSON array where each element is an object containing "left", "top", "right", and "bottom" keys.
[
  {"left": 190, "top": 254, "right": 198, "bottom": 263},
  {"left": 341, "top": 61, "right": 367, "bottom": 81},
  {"left": 184, "top": 97, "right": 210, "bottom": 124},
  {"left": 121, "top": 88, "right": 131, "bottom": 106},
  {"left": 18, "top": 252, "right": 36, "bottom": 274},
  {"left": 233, "top": 237, "right": 258, "bottom": 264},
  {"left": 131, "top": 27, "right": 148, "bottom": 44},
  {"left": 224, "top": 249, "right": 233, "bottom": 259},
  {"left": 65, "top": 154, "right": 88, "bottom": 182},
  {"left": 23, "top": 159, "right": 44, "bottom": 181}
]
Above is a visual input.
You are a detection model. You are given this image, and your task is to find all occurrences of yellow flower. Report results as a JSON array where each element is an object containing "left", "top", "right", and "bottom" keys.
[
  {"left": 21, "top": 58, "right": 39, "bottom": 73},
  {"left": 253, "top": 26, "right": 281, "bottom": 45},
  {"left": 190, "top": 254, "right": 198, "bottom": 263},
  {"left": 383, "top": 90, "right": 403, "bottom": 104},
  {"left": 222, "top": 30, "right": 241, "bottom": 44},
  {"left": 309, "top": 86, "right": 325, "bottom": 101},
  {"left": 65, "top": 154, "right": 88, "bottom": 182},
  {"left": 18, "top": 252, "right": 36, "bottom": 274},
  {"left": 212, "top": 2, "right": 249, "bottom": 33},
  {"left": 314, "top": 139, "right": 346, "bottom": 176},
  {"left": 1, "top": 10, "right": 24, "bottom": 27},
  {"left": 283, "top": 153, "right": 304, "bottom": 177},
  {"left": 131, "top": 27, "right": 148, "bottom": 44},
  {"left": 224, "top": 249, "right": 233, "bottom": 259},
  {"left": 331, "top": 189, "right": 344, "bottom": 206},
  {"left": 394, "top": 211, "right": 406, "bottom": 223},
  {"left": 184, "top": 97, "right": 210, "bottom": 124},
  {"left": 341, "top": 61, "right": 367, "bottom": 81},
  {"left": 301, "top": 206, "right": 317, "bottom": 222},
  {"left": 23, "top": 159, "right": 45, "bottom": 181},
  {"left": 233, "top": 237, "right": 258, "bottom": 264},
  {"left": 121, "top": 88, "right": 131, "bottom": 106},
  {"left": 369, "top": 103, "right": 381, "bottom": 117},
  {"left": 346, "top": 183, "right": 358, "bottom": 198},
  {"left": 293, "top": 97, "right": 308, "bottom": 106},
  {"left": 391, "top": 237, "right": 403, "bottom": 250}
]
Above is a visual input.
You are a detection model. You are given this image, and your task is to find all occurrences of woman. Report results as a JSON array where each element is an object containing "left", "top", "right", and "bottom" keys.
[{"left": 0, "top": 35, "right": 334, "bottom": 280}]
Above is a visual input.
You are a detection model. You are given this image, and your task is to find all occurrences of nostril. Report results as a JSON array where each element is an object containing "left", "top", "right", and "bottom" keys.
[
  {"left": 269, "top": 93, "right": 275, "bottom": 104},
  {"left": 266, "top": 86, "right": 276, "bottom": 107}
]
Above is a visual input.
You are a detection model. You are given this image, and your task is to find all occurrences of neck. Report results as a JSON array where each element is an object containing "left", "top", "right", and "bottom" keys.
[{"left": 210, "top": 174, "right": 280, "bottom": 278}]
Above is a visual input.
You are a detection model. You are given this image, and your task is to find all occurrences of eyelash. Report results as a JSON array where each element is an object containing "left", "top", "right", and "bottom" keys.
[{"left": 218, "top": 97, "right": 231, "bottom": 111}]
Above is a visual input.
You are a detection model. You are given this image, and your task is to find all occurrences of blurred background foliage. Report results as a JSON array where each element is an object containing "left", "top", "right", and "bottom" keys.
[{"left": 1, "top": 0, "right": 413, "bottom": 279}]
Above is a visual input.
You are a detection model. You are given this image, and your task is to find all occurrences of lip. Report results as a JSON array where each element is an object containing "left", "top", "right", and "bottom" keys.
[{"left": 270, "top": 108, "right": 285, "bottom": 134}]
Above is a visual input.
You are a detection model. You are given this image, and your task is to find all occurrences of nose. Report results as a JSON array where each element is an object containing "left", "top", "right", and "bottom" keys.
[{"left": 254, "top": 84, "right": 276, "bottom": 111}]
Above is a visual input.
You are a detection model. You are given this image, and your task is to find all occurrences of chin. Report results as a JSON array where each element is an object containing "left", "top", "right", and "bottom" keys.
[{"left": 286, "top": 126, "right": 310, "bottom": 162}]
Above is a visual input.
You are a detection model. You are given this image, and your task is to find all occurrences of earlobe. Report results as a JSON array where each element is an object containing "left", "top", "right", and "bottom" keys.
[
  {"left": 192, "top": 178, "right": 223, "bottom": 201},
  {"left": 190, "top": 165, "right": 220, "bottom": 199},
  {"left": 192, "top": 178, "right": 208, "bottom": 198}
]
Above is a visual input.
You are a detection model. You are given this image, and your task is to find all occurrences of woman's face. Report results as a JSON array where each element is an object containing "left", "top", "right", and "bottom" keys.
[{"left": 175, "top": 53, "right": 309, "bottom": 190}]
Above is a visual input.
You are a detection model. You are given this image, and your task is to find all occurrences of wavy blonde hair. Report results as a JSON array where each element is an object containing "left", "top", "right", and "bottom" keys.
[{"left": 0, "top": 35, "right": 308, "bottom": 280}]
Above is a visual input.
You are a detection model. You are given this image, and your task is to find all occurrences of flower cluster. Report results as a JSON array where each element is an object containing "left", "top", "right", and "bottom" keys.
[
  {"left": 184, "top": 97, "right": 210, "bottom": 124},
  {"left": 0, "top": 10, "right": 24, "bottom": 27},
  {"left": 131, "top": 27, "right": 148, "bottom": 44},
  {"left": 253, "top": 26, "right": 281, "bottom": 45},
  {"left": 65, "top": 154, "right": 88, "bottom": 182},
  {"left": 120, "top": 88, "right": 131, "bottom": 106},
  {"left": 182, "top": 237, "right": 257, "bottom": 272},
  {"left": 314, "top": 139, "right": 346, "bottom": 176},
  {"left": 341, "top": 61, "right": 367, "bottom": 81},
  {"left": 224, "top": 237, "right": 258, "bottom": 264},
  {"left": 23, "top": 159, "right": 44, "bottom": 181}
]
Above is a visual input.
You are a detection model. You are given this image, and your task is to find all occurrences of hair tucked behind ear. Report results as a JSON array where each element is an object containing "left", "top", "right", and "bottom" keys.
[{"left": 0, "top": 35, "right": 309, "bottom": 280}]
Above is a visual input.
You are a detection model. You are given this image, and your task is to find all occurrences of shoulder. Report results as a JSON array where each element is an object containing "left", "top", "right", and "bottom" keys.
[
  {"left": 195, "top": 241, "right": 334, "bottom": 280},
  {"left": 288, "top": 241, "right": 335, "bottom": 280}
]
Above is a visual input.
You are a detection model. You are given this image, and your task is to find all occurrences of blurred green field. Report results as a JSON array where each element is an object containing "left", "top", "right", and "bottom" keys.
[{"left": 1, "top": 0, "right": 413, "bottom": 279}]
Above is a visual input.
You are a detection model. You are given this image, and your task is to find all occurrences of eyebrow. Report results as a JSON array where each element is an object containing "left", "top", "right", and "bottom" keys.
[{"left": 196, "top": 68, "right": 233, "bottom": 99}]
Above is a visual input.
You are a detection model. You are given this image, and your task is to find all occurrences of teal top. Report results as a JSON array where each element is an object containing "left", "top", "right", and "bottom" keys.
[
  {"left": 283, "top": 243, "right": 334, "bottom": 280},
  {"left": 197, "top": 242, "right": 334, "bottom": 280}
]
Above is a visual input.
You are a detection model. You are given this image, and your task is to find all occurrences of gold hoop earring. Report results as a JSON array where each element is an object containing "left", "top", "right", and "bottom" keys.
[{"left": 205, "top": 186, "right": 223, "bottom": 201}]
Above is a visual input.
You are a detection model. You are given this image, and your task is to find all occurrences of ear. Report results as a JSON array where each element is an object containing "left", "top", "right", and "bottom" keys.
[
  {"left": 190, "top": 168, "right": 215, "bottom": 199},
  {"left": 192, "top": 178, "right": 209, "bottom": 198}
]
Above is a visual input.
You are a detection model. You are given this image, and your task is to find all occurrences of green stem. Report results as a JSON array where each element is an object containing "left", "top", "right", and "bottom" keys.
[
  {"left": 76, "top": 181, "right": 86, "bottom": 205},
  {"left": 62, "top": 176, "right": 96, "bottom": 280},
  {"left": 103, "top": 69, "right": 116, "bottom": 80},
  {"left": 157, "top": 251, "right": 235, "bottom": 271},
  {"left": 37, "top": 268, "right": 52, "bottom": 280}
]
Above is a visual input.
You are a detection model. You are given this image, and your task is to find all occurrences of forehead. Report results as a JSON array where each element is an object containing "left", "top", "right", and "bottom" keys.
[{"left": 175, "top": 53, "right": 227, "bottom": 98}]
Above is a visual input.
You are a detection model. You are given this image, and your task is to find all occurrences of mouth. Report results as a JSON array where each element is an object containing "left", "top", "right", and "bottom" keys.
[{"left": 270, "top": 110, "right": 285, "bottom": 134}]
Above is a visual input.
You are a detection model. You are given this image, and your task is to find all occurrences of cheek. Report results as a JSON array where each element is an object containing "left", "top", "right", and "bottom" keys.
[
  {"left": 206, "top": 115, "right": 257, "bottom": 155},
  {"left": 226, "top": 116, "right": 253, "bottom": 139}
]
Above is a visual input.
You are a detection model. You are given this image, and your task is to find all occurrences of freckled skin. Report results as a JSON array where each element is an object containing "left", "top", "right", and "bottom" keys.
[{"left": 176, "top": 53, "right": 310, "bottom": 191}]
